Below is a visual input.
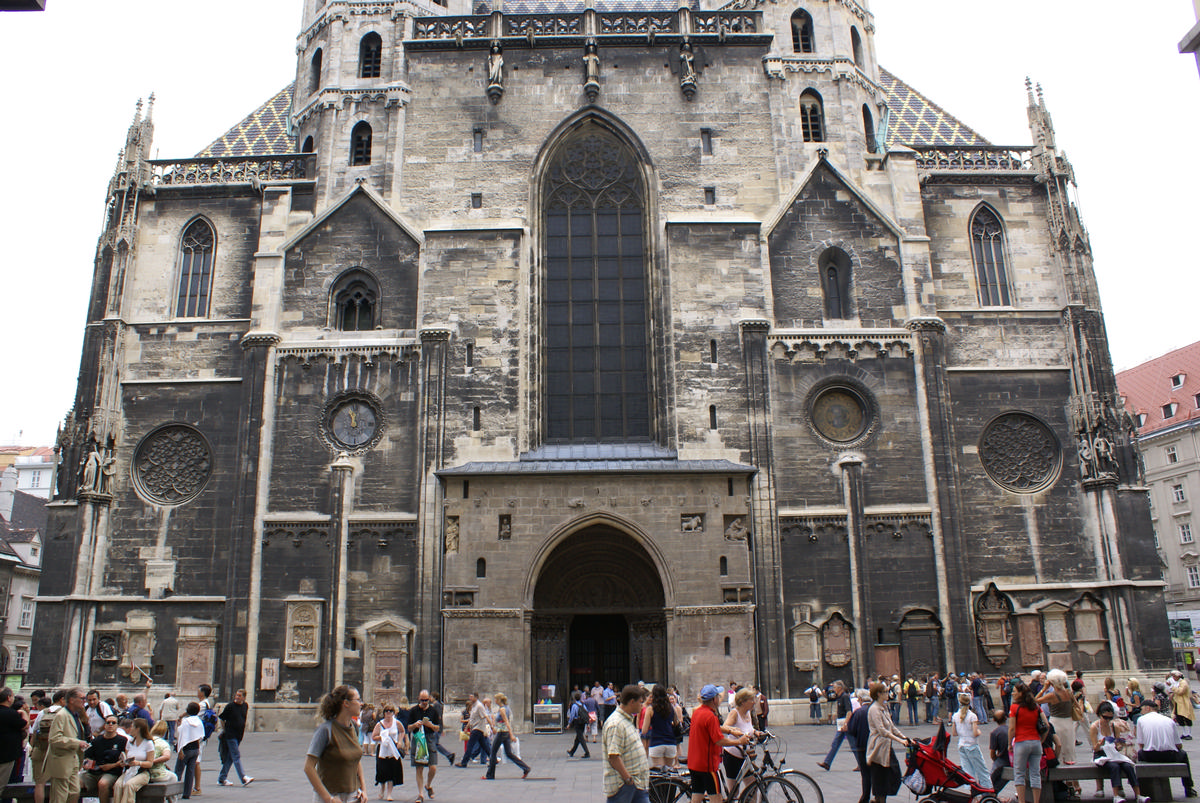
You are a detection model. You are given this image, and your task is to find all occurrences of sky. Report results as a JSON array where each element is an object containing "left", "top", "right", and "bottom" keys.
[{"left": 0, "top": 1, "right": 1196, "bottom": 446}]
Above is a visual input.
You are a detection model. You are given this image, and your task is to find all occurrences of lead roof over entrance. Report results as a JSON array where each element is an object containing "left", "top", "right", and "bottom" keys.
[{"left": 437, "top": 443, "right": 756, "bottom": 476}]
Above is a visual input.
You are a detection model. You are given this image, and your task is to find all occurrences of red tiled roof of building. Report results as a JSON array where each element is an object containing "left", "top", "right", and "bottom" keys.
[{"left": 1116, "top": 339, "right": 1200, "bottom": 438}]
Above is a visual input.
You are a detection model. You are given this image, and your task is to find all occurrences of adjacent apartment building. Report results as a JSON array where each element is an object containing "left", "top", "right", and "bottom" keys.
[{"left": 1118, "top": 340, "right": 1200, "bottom": 668}]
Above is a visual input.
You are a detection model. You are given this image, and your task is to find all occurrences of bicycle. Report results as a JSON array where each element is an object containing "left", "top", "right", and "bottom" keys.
[
  {"left": 649, "top": 766, "right": 691, "bottom": 803},
  {"left": 724, "top": 734, "right": 807, "bottom": 803},
  {"left": 757, "top": 731, "right": 824, "bottom": 803}
]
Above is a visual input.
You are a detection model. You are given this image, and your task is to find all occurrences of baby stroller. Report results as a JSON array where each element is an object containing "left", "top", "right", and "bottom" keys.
[{"left": 904, "top": 724, "right": 999, "bottom": 803}]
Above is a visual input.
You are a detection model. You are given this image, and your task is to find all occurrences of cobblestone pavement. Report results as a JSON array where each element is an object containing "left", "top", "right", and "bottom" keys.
[{"left": 84, "top": 719, "right": 1200, "bottom": 803}]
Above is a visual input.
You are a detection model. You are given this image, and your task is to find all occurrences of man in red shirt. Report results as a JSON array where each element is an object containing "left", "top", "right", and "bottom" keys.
[{"left": 688, "top": 684, "right": 750, "bottom": 803}]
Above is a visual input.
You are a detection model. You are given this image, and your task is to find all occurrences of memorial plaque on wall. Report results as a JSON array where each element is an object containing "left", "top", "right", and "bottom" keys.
[
  {"left": 261, "top": 658, "right": 279, "bottom": 691},
  {"left": 1018, "top": 614, "right": 1046, "bottom": 668}
]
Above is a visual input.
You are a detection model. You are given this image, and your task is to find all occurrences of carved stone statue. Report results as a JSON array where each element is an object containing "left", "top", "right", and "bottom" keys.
[
  {"left": 99, "top": 447, "right": 117, "bottom": 495},
  {"left": 679, "top": 42, "right": 698, "bottom": 100},
  {"left": 1093, "top": 430, "right": 1116, "bottom": 476},
  {"left": 444, "top": 515, "right": 460, "bottom": 553},
  {"left": 487, "top": 41, "right": 504, "bottom": 104},
  {"left": 1077, "top": 432, "right": 1093, "bottom": 479},
  {"left": 80, "top": 443, "right": 101, "bottom": 493},
  {"left": 723, "top": 517, "right": 748, "bottom": 541},
  {"left": 583, "top": 38, "right": 600, "bottom": 103}
]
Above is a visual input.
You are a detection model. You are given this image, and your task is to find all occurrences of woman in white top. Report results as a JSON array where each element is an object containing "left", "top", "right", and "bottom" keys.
[
  {"left": 113, "top": 719, "right": 155, "bottom": 803},
  {"left": 722, "top": 688, "right": 762, "bottom": 799},
  {"left": 372, "top": 705, "right": 408, "bottom": 801},
  {"left": 949, "top": 693, "right": 991, "bottom": 790}
]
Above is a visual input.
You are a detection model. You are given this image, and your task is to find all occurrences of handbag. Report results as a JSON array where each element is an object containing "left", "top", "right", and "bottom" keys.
[
  {"left": 413, "top": 728, "right": 430, "bottom": 765},
  {"left": 902, "top": 768, "right": 928, "bottom": 795},
  {"left": 885, "top": 750, "right": 903, "bottom": 795}
]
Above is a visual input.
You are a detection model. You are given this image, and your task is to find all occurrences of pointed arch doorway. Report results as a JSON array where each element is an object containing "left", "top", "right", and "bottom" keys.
[{"left": 531, "top": 524, "right": 667, "bottom": 702}]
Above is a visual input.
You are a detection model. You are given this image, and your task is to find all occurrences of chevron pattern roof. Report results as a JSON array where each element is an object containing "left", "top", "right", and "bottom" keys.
[{"left": 197, "top": 69, "right": 989, "bottom": 159}]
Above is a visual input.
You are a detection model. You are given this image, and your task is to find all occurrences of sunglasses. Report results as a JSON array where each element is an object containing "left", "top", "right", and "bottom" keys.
[{"left": 105, "top": 720, "right": 118, "bottom": 725}]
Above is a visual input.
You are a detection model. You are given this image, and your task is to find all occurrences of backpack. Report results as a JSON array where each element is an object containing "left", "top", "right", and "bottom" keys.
[
  {"left": 888, "top": 683, "right": 899, "bottom": 702},
  {"left": 34, "top": 707, "right": 57, "bottom": 748},
  {"left": 569, "top": 701, "right": 587, "bottom": 729},
  {"left": 200, "top": 704, "right": 219, "bottom": 740},
  {"left": 905, "top": 681, "right": 919, "bottom": 700}
]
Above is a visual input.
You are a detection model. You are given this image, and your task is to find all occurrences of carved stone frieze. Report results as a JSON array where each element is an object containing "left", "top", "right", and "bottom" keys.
[
  {"left": 276, "top": 342, "right": 418, "bottom": 368},
  {"left": 442, "top": 608, "right": 522, "bottom": 618},
  {"left": 675, "top": 604, "right": 755, "bottom": 616},
  {"left": 768, "top": 329, "right": 913, "bottom": 363},
  {"left": 285, "top": 600, "right": 322, "bottom": 667},
  {"left": 264, "top": 522, "right": 332, "bottom": 549}
]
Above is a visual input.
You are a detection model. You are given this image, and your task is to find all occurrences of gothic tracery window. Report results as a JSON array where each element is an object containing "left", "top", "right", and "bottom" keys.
[
  {"left": 351, "top": 122, "right": 373, "bottom": 166},
  {"left": 971, "top": 206, "right": 1012, "bottom": 306},
  {"left": 176, "top": 218, "right": 215, "bottom": 318},
  {"left": 800, "top": 90, "right": 825, "bottom": 143},
  {"left": 543, "top": 125, "right": 650, "bottom": 443},
  {"left": 360, "top": 33, "right": 383, "bottom": 78},
  {"left": 791, "top": 10, "right": 814, "bottom": 53},
  {"left": 332, "top": 270, "right": 379, "bottom": 331}
]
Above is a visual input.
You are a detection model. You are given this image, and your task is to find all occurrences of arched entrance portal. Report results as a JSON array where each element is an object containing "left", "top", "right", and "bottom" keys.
[{"left": 531, "top": 525, "right": 666, "bottom": 701}]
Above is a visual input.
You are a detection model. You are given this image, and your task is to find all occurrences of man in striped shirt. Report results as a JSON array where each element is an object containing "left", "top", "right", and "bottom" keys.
[{"left": 603, "top": 685, "right": 650, "bottom": 803}]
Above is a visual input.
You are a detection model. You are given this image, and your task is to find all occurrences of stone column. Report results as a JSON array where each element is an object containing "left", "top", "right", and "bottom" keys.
[
  {"left": 329, "top": 453, "right": 355, "bottom": 689},
  {"left": 416, "top": 329, "right": 450, "bottom": 691},
  {"left": 837, "top": 454, "right": 867, "bottom": 677}
]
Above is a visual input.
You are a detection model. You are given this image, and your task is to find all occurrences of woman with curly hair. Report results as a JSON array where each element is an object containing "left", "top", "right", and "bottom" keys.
[
  {"left": 640, "top": 684, "right": 682, "bottom": 769},
  {"left": 304, "top": 686, "right": 367, "bottom": 803}
]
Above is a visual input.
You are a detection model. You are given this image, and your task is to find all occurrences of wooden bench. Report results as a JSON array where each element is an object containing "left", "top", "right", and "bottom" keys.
[
  {"left": 2, "top": 778, "right": 185, "bottom": 801},
  {"left": 1000, "top": 763, "right": 1189, "bottom": 801}
]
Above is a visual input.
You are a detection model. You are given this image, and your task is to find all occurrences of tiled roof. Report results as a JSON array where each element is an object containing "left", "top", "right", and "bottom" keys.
[
  {"left": 879, "top": 69, "right": 989, "bottom": 149},
  {"left": 197, "top": 85, "right": 294, "bottom": 158},
  {"left": 199, "top": 68, "right": 988, "bottom": 159},
  {"left": 1116, "top": 340, "right": 1200, "bottom": 439}
]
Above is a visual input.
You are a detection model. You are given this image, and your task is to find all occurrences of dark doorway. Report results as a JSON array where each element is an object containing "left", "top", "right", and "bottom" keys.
[
  {"left": 899, "top": 609, "right": 943, "bottom": 678},
  {"left": 570, "top": 613, "right": 629, "bottom": 690}
]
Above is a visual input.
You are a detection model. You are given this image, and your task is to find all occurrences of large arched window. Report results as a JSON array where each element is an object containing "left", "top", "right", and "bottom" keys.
[
  {"left": 819, "top": 247, "right": 852, "bottom": 319},
  {"left": 310, "top": 49, "right": 323, "bottom": 95},
  {"left": 543, "top": 124, "right": 650, "bottom": 442},
  {"left": 359, "top": 32, "right": 383, "bottom": 78},
  {"left": 971, "top": 206, "right": 1012, "bottom": 306},
  {"left": 799, "top": 90, "right": 825, "bottom": 142},
  {"left": 176, "top": 218, "right": 215, "bottom": 318},
  {"left": 351, "top": 121, "right": 372, "bottom": 166},
  {"left": 791, "top": 10, "right": 814, "bottom": 53},
  {"left": 331, "top": 269, "right": 379, "bottom": 331}
]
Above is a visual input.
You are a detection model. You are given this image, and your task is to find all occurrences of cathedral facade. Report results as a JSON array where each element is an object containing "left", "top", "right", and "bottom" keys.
[{"left": 31, "top": 0, "right": 1170, "bottom": 723}]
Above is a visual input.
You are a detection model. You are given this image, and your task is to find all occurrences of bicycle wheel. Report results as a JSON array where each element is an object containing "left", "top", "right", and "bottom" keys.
[
  {"left": 650, "top": 776, "right": 690, "bottom": 803},
  {"left": 738, "top": 776, "right": 805, "bottom": 803},
  {"left": 777, "top": 770, "right": 823, "bottom": 803}
]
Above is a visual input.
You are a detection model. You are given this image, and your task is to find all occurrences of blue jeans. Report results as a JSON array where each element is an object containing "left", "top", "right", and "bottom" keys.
[
  {"left": 175, "top": 742, "right": 200, "bottom": 798},
  {"left": 823, "top": 728, "right": 846, "bottom": 766},
  {"left": 809, "top": 702, "right": 821, "bottom": 721},
  {"left": 435, "top": 734, "right": 454, "bottom": 760},
  {"left": 485, "top": 732, "right": 529, "bottom": 778},
  {"left": 957, "top": 743, "right": 991, "bottom": 790},
  {"left": 217, "top": 735, "right": 247, "bottom": 784},
  {"left": 906, "top": 699, "right": 919, "bottom": 725},
  {"left": 607, "top": 783, "right": 650, "bottom": 803},
  {"left": 972, "top": 695, "right": 989, "bottom": 724},
  {"left": 889, "top": 702, "right": 900, "bottom": 723},
  {"left": 166, "top": 719, "right": 177, "bottom": 747},
  {"left": 930, "top": 696, "right": 940, "bottom": 721},
  {"left": 459, "top": 729, "right": 490, "bottom": 765}
]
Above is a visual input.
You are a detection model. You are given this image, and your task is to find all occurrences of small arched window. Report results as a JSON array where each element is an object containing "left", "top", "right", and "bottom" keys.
[
  {"left": 310, "top": 49, "right": 323, "bottom": 95},
  {"left": 819, "top": 247, "right": 852, "bottom": 319},
  {"left": 301, "top": 135, "right": 315, "bottom": 153},
  {"left": 351, "top": 121, "right": 372, "bottom": 166},
  {"left": 359, "top": 32, "right": 383, "bottom": 78},
  {"left": 176, "top": 218, "right": 216, "bottom": 318},
  {"left": 862, "top": 105, "right": 876, "bottom": 154},
  {"left": 719, "top": 556, "right": 728, "bottom": 576},
  {"left": 850, "top": 26, "right": 864, "bottom": 68},
  {"left": 799, "top": 90, "right": 825, "bottom": 143},
  {"left": 971, "top": 206, "right": 1012, "bottom": 306},
  {"left": 476, "top": 558, "right": 487, "bottom": 578},
  {"left": 331, "top": 269, "right": 379, "bottom": 331},
  {"left": 791, "top": 10, "right": 814, "bottom": 53}
]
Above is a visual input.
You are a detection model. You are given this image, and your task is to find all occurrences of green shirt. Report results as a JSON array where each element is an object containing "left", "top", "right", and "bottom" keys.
[{"left": 602, "top": 707, "right": 649, "bottom": 796}]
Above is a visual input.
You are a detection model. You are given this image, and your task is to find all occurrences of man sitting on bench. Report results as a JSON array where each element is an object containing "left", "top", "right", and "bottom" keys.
[{"left": 1135, "top": 698, "right": 1197, "bottom": 798}]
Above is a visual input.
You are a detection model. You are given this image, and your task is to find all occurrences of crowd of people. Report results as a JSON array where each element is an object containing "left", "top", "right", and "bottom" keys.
[
  {"left": 0, "top": 682, "right": 251, "bottom": 803},
  {"left": 811, "top": 669, "right": 1200, "bottom": 803}
]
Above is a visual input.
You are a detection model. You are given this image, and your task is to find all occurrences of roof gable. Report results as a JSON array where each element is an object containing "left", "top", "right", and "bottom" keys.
[{"left": 766, "top": 157, "right": 906, "bottom": 241}]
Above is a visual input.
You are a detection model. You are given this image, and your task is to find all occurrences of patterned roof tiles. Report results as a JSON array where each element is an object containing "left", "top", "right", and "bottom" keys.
[
  {"left": 199, "top": 68, "right": 989, "bottom": 159},
  {"left": 197, "top": 85, "right": 294, "bottom": 158}
]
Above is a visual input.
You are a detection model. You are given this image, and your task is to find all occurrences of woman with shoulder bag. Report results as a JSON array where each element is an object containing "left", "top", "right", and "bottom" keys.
[
  {"left": 1036, "top": 670, "right": 1081, "bottom": 799},
  {"left": 866, "top": 682, "right": 911, "bottom": 803},
  {"left": 1009, "top": 682, "right": 1044, "bottom": 803}
]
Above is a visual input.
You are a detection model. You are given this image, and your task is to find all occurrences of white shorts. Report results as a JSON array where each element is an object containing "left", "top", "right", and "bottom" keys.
[{"left": 648, "top": 745, "right": 677, "bottom": 759}]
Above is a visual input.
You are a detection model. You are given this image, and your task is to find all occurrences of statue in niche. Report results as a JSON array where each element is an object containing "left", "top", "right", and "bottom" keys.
[
  {"left": 99, "top": 446, "right": 117, "bottom": 494},
  {"left": 679, "top": 42, "right": 698, "bottom": 100},
  {"left": 583, "top": 38, "right": 600, "bottom": 102},
  {"left": 80, "top": 442, "right": 101, "bottom": 493},
  {"left": 724, "top": 517, "right": 748, "bottom": 541},
  {"left": 444, "top": 516, "right": 460, "bottom": 553},
  {"left": 1077, "top": 432, "right": 1094, "bottom": 479},
  {"left": 1092, "top": 426, "right": 1116, "bottom": 476},
  {"left": 486, "top": 41, "right": 504, "bottom": 104}
]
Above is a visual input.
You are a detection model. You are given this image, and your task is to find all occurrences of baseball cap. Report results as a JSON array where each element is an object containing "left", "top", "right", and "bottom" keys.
[{"left": 700, "top": 684, "right": 725, "bottom": 701}]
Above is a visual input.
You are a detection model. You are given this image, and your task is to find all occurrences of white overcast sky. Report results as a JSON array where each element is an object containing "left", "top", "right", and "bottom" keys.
[{"left": 0, "top": 1, "right": 1196, "bottom": 446}]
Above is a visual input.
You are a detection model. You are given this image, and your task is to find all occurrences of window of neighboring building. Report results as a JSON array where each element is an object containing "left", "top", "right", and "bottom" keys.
[
  {"left": 176, "top": 218, "right": 216, "bottom": 318},
  {"left": 543, "top": 124, "right": 650, "bottom": 443},
  {"left": 12, "top": 648, "right": 26, "bottom": 672},
  {"left": 971, "top": 205, "right": 1012, "bottom": 307},
  {"left": 799, "top": 90, "right": 825, "bottom": 142},
  {"left": 1188, "top": 564, "right": 1200, "bottom": 589},
  {"left": 1153, "top": 527, "right": 1160, "bottom": 549},
  {"left": 1174, "top": 484, "right": 1187, "bottom": 503},
  {"left": 791, "top": 9, "right": 814, "bottom": 53},
  {"left": 351, "top": 122, "right": 373, "bottom": 166},
  {"left": 29, "top": 470, "right": 41, "bottom": 488},
  {"left": 1195, "top": 392, "right": 1200, "bottom": 410},
  {"left": 331, "top": 269, "right": 379, "bottom": 331},
  {"left": 1167, "top": 445, "right": 1180, "bottom": 464},
  {"left": 19, "top": 598, "right": 33, "bottom": 629},
  {"left": 1136, "top": 413, "right": 1147, "bottom": 427},
  {"left": 1172, "top": 373, "right": 1186, "bottom": 389},
  {"left": 359, "top": 32, "right": 383, "bottom": 78},
  {"left": 1163, "top": 402, "right": 1179, "bottom": 419},
  {"left": 310, "top": 48, "right": 323, "bottom": 95},
  {"left": 1182, "top": 522, "right": 1195, "bottom": 544}
]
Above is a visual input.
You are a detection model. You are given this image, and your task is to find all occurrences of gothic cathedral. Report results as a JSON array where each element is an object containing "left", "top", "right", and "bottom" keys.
[{"left": 32, "top": 0, "right": 1169, "bottom": 723}]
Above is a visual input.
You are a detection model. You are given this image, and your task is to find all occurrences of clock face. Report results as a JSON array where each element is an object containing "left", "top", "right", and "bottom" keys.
[
  {"left": 330, "top": 400, "right": 378, "bottom": 448},
  {"left": 811, "top": 387, "right": 868, "bottom": 444}
]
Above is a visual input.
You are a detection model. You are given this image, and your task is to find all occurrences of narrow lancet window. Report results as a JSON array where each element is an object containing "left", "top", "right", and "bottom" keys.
[
  {"left": 971, "top": 206, "right": 1012, "bottom": 306},
  {"left": 176, "top": 219, "right": 215, "bottom": 318}
]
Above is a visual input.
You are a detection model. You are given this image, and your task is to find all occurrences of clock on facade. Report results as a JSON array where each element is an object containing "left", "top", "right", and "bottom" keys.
[
  {"left": 329, "top": 399, "right": 379, "bottom": 449},
  {"left": 810, "top": 386, "right": 870, "bottom": 444}
]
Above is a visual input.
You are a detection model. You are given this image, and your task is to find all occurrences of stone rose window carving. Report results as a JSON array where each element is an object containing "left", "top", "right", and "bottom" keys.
[
  {"left": 978, "top": 412, "right": 1061, "bottom": 493},
  {"left": 132, "top": 424, "right": 213, "bottom": 505}
]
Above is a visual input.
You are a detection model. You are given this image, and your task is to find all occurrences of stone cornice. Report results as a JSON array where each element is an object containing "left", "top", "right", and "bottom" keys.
[
  {"left": 293, "top": 85, "right": 412, "bottom": 127},
  {"left": 442, "top": 608, "right": 523, "bottom": 618}
]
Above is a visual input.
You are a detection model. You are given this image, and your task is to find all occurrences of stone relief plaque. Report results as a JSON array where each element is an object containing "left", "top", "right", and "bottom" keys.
[
  {"left": 1040, "top": 603, "right": 1070, "bottom": 653},
  {"left": 175, "top": 620, "right": 217, "bottom": 692},
  {"left": 1073, "top": 596, "right": 1107, "bottom": 656},
  {"left": 822, "top": 614, "right": 853, "bottom": 667},
  {"left": 364, "top": 621, "right": 413, "bottom": 711},
  {"left": 94, "top": 632, "right": 120, "bottom": 664},
  {"left": 132, "top": 424, "right": 213, "bottom": 505},
  {"left": 285, "top": 601, "right": 322, "bottom": 668},
  {"left": 1017, "top": 614, "right": 1046, "bottom": 668}
]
